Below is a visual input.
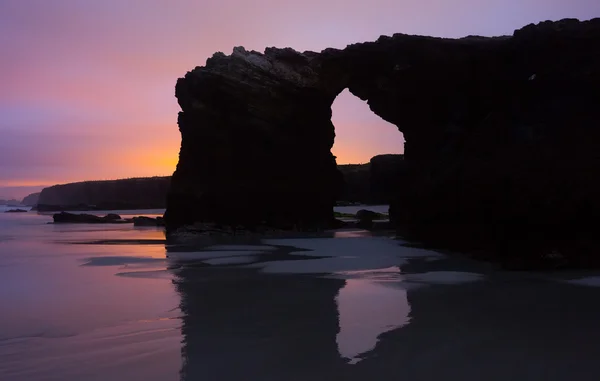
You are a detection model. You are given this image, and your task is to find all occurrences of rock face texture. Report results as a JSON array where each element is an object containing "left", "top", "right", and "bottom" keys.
[{"left": 167, "top": 18, "right": 600, "bottom": 262}]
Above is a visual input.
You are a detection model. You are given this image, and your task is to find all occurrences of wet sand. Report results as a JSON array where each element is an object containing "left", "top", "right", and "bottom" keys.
[{"left": 2, "top": 209, "right": 600, "bottom": 380}]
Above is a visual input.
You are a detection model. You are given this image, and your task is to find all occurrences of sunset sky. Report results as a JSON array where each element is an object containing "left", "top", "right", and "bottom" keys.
[{"left": 1, "top": 0, "right": 598, "bottom": 198}]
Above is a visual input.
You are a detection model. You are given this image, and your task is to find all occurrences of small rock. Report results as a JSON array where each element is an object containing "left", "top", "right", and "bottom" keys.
[
  {"left": 53, "top": 212, "right": 128, "bottom": 224},
  {"left": 133, "top": 216, "right": 165, "bottom": 227},
  {"left": 355, "top": 209, "right": 382, "bottom": 221}
]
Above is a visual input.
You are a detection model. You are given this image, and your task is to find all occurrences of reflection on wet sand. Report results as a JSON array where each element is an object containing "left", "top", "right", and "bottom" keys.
[
  {"left": 169, "top": 237, "right": 413, "bottom": 380},
  {"left": 174, "top": 267, "right": 347, "bottom": 381},
  {"left": 6, "top": 208, "right": 600, "bottom": 381},
  {"left": 336, "top": 276, "right": 410, "bottom": 364},
  {"left": 170, "top": 240, "right": 600, "bottom": 381},
  {"left": 350, "top": 280, "right": 600, "bottom": 381}
]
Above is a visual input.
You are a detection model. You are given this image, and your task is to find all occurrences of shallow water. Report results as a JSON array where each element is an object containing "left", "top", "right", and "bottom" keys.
[{"left": 2, "top": 210, "right": 600, "bottom": 380}]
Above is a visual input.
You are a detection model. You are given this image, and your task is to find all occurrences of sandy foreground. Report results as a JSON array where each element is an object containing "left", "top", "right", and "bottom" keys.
[{"left": 2, "top": 208, "right": 600, "bottom": 380}]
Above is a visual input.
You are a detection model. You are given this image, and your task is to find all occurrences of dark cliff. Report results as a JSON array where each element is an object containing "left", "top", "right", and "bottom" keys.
[
  {"left": 21, "top": 192, "right": 40, "bottom": 207},
  {"left": 32, "top": 160, "right": 379, "bottom": 213},
  {"left": 37, "top": 177, "right": 171, "bottom": 211},
  {"left": 167, "top": 19, "right": 600, "bottom": 264},
  {"left": 337, "top": 164, "right": 370, "bottom": 204},
  {"left": 369, "top": 155, "right": 406, "bottom": 206},
  {"left": 338, "top": 154, "right": 405, "bottom": 205}
]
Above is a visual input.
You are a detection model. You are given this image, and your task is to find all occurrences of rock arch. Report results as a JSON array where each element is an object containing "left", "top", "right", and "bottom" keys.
[{"left": 165, "top": 18, "right": 600, "bottom": 259}]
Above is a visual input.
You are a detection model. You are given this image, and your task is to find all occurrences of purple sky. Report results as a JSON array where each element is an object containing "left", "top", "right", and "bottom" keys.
[{"left": 1, "top": 0, "right": 598, "bottom": 198}]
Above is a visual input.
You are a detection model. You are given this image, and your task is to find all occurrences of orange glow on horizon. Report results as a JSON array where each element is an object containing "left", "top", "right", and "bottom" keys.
[
  {"left": 0, "top": 180, "right": 53, "bottom": 187},
  {"left": 3, "top": 137, "right": 180, "bottom": 188},
  {"left": 2, "top": 0, "right": 597, "bottom": 190},
  {"left": 333, "top": 149, "right": 376, "bottom": 165},
  {"left": 6, "top": 124, "right": 399, "bottom": 187}
]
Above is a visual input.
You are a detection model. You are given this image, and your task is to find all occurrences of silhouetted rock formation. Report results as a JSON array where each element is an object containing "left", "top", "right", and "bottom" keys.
[
  {"left": 37, "top": 177, "right": 170, "bottom": 211},
  {"left": 132, "top": 216, "right": 165, "bottom": 227},
  {"left": 167, "top": 19, "right": 600, "bottom": 264},
  {"left": 369, "top": 154, "right": 405, "bottom": 205},
  {"left": 52, "top": 212, "right": 127, "bottom": 224},
  {"left": 4, "top": 209, "right": 28, "bottom": 213},
  {"left": 29, "top": 159, "right": 387, "bottom": 214},
  {"left": 338, "top": 163, "right": 370, "bottom": 203},
  {"left": 166, "top": 46, "right": 343, "bottom": 230},
  {"left": 353, "top": 209, "right": 389, "bottom": 230},
  {"left": 21, "top": 192, "right": 40, "bottom": 207},
  {"left": 337, "top": 155, "right": 404, "bottom": 205}
]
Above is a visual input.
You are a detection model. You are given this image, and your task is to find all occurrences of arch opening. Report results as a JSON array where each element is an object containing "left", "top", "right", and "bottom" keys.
[{"left": 331, "top": 89, "right": 405, "bottom": 206}]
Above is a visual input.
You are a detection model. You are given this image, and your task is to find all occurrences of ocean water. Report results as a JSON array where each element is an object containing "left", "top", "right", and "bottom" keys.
[
  {"left": 0, "top": 205, "right": 32, "bottom": 213},
  {"left": 2, "top": 207, "right": 600, "bottom": 380}
]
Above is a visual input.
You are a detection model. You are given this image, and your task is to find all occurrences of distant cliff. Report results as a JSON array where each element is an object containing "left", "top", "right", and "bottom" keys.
[
  {"left": 337, "top": 164, "right": 369, "bottom": 203},
  {"left": 21, "top": 192, "right": 40, "bottom": 207},
  {"left": 37, "top": 177, "right": 171, "bottom": 211},
  {"left": 34, "top": 161, "right": 390, "bottom": 212},
  {"left": 338, "top": 154, "right": 404, "bottom": 204}
]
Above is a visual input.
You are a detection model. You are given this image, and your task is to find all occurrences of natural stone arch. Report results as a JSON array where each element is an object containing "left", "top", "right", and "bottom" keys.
[
  {"left": 165, "top": 19, "right": 600, "bottom": 264},
  {"left": 165, "top": 35, "right": 486, "bottom": 230}
]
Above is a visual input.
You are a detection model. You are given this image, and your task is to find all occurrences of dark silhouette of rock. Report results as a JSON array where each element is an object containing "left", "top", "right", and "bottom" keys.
[
  {"left": 4, "top": 209, "right": 28, "bottom": 213},
  {"left": 29, "top": 159, "right": 388, "bottom": 214},
  {"left": 337, "top": 155, "right": 404, "bottom": 205},
  {"left": 369, "top": 154, "right": 405, "bottom": 205},
  {"left": 132, "top": 216, "right": 165, "bottom": 227},
  {"left": 166, "top": 46, "right": 343, "bottom": 231},
  {"left": 38, "top": 177, "right": 170, "bottom": 212},
  {"left": 355, "top": 209, "right": 383, "bottom": 221},
  {"left": 21, "top": 192, "right": 40, "bottom": 207},
  {"left": 338, "top": 163, "right": 370, "bottom": 203},
  {"left": 52, "top": 212, "right": 127, "bottom": 224},
  {"left": 104, "top": 213, "right": 122, "bottom": 221},
  {"left": 166, "top": 19, "right": 600, "bottom": 265},
  {"left": 355, "top": 209, "right": 388, "bottom": 229}
]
